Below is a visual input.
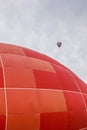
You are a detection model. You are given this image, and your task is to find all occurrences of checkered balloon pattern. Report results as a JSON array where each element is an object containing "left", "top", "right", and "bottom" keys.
[{"left": 0, "top": 43, "right": 87, "bottom": 130}]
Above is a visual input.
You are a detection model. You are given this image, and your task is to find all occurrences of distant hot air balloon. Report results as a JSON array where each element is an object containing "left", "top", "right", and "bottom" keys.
[
  {"left": 0, "top": 43, "right": 87, "bottom": 130},
  {"left": 57, "top": 42, "right": 62, "bottom": 48}
]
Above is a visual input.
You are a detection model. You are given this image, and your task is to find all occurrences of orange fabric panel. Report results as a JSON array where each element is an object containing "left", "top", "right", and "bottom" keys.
[
  {"left": 7, "top": 114, "right": 40, "bottom": 130},
  {"left": 6, "top": 90, "right": 39, "bottom": 114},
  {"left": 2, "top": 54, "right": 31, "bottom": 68},
  {"left": 5, "top": 68, "right": 36, "bottom": 88},
  {"left": 1, "top": 55, "right": 36, "bottom": 88},
  {"left": 38, "top": 90, "right": 67, "bottom": 113},
  {"left": 6, "top": 89, "right": 40, "bottom": 130},
  {"left": 0, "top": 43, "right": 25, "bottom": 55},
  {"left": 29, "top": 58, "right": 56, "bottom": 73}
]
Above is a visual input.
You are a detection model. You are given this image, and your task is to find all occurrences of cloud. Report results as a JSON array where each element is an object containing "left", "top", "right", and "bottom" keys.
[{"left": 0, "top": 0, "right": 87, "bottom": 82}]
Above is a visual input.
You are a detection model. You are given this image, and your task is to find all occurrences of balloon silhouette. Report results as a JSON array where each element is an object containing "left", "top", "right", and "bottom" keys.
[
  {"left": 57, "top": 42, "right": 62, "bottom": 48},
  {"left": 0, "top": 43, "right": 87, "bottom": 130}
]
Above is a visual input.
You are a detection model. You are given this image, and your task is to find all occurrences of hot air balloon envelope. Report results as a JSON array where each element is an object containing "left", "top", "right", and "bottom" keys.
[
  {"left": 57, "top": 42, "right": 62, "bottom": 47},
  {"left": 0, "top": 43, "right": 87, "bottom": 130}
]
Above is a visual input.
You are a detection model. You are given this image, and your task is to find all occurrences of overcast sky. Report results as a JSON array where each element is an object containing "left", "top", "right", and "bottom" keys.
[{"left": 0, "top": 0, "right": 87, "bottom": 83}]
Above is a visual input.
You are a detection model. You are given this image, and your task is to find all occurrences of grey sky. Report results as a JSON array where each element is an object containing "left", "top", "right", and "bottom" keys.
[{"left": 0, "top": 0, "right": 87, "bottom": 83}]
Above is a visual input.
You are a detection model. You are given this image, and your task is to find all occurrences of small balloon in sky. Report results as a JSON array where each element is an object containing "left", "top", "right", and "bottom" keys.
[{"left": 57, "top": 42, "right": 62, "bottom": 48}]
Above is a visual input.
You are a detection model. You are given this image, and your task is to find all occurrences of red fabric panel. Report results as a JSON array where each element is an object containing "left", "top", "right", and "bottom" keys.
[
  {"left": 68, "top": 111, "right": 87, "bottom": 130},
  {"left": 64, "top": 92, "right": 87, "bottom": 129},
  {"left": 64, "top": 92, "right": 85, "bottom": 110},
  {"left": 0, "top": 61, "right": 4, "bottom": 88},
  {"left": 83, "top": 94, "right": 87, "bottom": 107},
  {"left": 40, "top": 112, "right": 67, "bottom": 130},
  {"left": 0, "top": 90, "right": 6, "bottom": 130},
  {"left": 34, "top": 70, "right": 62, "bottom": 89},
  {"left": 72, "top": 74, "right": 87, "bottom": 94},
  {"left": 0, "top": 115, "right": 6, "bottom": 130},
  {"left": 53, "top": 64, "right": 80, "bottom": 92}
]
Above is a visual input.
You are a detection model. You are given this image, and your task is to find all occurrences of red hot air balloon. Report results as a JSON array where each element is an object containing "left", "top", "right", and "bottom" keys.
[{"left": 0, "top": 43, "right": 87, "bottom": 130}]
